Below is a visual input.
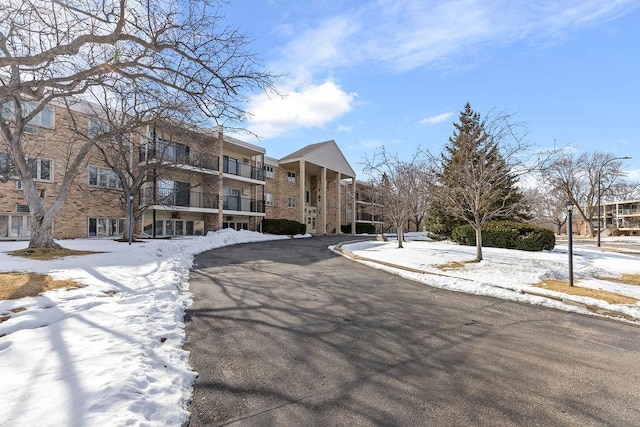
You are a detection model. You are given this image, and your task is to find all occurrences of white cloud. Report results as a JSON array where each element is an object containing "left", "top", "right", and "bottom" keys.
[
  {"left": 271, "top": 1, "right": 638, "bottom": 75},
  {"left": 246, "top": 82, "right": 357, "bottom": 139},
  {"left": 420, "top": 112, "right": 453, "bottom": 126}
]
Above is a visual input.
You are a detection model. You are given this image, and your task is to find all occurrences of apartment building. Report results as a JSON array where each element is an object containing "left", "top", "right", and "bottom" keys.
[
  {"left": 574, "top": 199, "right": 640, "bottom": 236},
  {"left": 264, "top": 140, "right": 356, "bottom": 235},
  {"left": 1, "top": 103, "right": 357, "bottom": 240}
]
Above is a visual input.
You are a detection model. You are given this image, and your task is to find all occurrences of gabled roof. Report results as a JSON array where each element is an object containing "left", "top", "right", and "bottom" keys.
[{"left": 280, "top": 140, "right": 355, "bottom": 178}]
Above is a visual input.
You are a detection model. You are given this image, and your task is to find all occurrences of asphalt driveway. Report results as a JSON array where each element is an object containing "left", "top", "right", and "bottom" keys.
[{"left": 185, "top": 236, "right": 640, "bottom": 426}]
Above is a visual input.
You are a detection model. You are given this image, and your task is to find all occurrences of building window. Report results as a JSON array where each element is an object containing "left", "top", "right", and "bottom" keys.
[
  {"left": 88, "top": 117, "right": 117, "bottom": 142},
  {"left": 265, "top": 192, "right": 274, "bottom": 206},
  {"left": 88, "top": 217, "right": 125, "bottom": 237},
  {"left": 26, "top": 102, "right": 54, "bottom": 128},
  {"left": 288, "top": 197, "right": 297, "bottom": 208},
  {"left": 1, "top": 102, "right": 54, "bottom": 128},
  {"left": 27, "top": 158, "right": 53, "bottom": 181},
  {"left": 158, "top": 138, "right": 189, "bottom": 162},
  {"left": 88, "top": 166, "right": 120, "bottom": 189},
  {"left": 223, "top": 156, "right": 238, "bottom": 175},
  {"left": 265, "top": 166, "right": 274, "bottom": 178},
  {"left": 287, "top": 171, "right": 296, "bottom": 183},
  {"left": 0, "top": 153, "right": 10, "bottom": 175}
]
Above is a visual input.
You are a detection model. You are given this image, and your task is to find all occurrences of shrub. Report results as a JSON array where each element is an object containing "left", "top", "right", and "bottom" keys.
[
  {"left": 341, "top": 223, "right": 376, "bottom": 234},
  {"left": 451, "top": 221, "right": 555, "bottom": 251},
  {"left": 262, "top": 218, "right": 306, "bottom": 235}
]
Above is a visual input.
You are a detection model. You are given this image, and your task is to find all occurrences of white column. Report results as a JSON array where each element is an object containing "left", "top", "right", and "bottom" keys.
[
  {"left": 351, "top": 176, "right": 356, "bottom": 234},
  {"left": 321, "top": 167, "right": 327, "bottom": 234},
  {"left": 336, "top": 172, "right": 341, "bottom": 234},
  {"left": 299, "top": 160, "right": 306, "bottom": 227}
]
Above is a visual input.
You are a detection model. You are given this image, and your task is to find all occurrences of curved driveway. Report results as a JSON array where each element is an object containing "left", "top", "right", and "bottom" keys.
[{"left": 185, "top": 236, "right": 640, "bottom": 426}]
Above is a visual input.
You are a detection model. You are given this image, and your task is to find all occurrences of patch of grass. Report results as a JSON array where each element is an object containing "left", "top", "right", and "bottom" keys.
[
  {"left": 7, "top": 247, "right": 100, "bottom": 260},
  {"left": 535, "top": 279, "right": 637, "bottom": 305},
  {"left": 0, "top": 272, "right": 83, "bottom": 301},
  {"left": 596, "top": 273, "right": 640, "bottom": 286},
  {"left": 436, "top": 260, "right": 479, "bottom": 270}
]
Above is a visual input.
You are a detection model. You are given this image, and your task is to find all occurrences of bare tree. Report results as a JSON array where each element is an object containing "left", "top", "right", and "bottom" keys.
[
  {"left": 362, "top": 148, "right": 428, "bottom": 248},
  {"left": 407, "top": 165, "right": 431, "bottom": 232},
  {"left": 523, "top": 185, "right": 568, "bottom": 234},
  {"left": 0, "top": 0, "right": 275, "bottom": 248},
  {"left": 543, "top": 150, "right": 632, "bottom": 237},
  {"left": 430, "top": 103, "right": 536, "bottom": 261}
]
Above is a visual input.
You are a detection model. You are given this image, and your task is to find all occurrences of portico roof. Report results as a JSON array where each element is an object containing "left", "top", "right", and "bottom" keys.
[{"left": 279, "top": 140, "right": 355, "bottom": 179}]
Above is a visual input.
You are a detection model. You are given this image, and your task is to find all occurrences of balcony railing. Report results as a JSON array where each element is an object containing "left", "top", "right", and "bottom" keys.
[
  {"left": 141, "top": 188, "right": 264, "bottom": 213},
  {"left": 140, "top": 148, "right": 219, "bottom": 171},
  {"left": 224, "top": 195, "right": 265, "bottom": 213},
  {"left": 355, "top": 212, "right": 385, "bottom": 222},
  {"left": 223, "top": 161, "right": 265, "bottom": 181},
  {"left": 142, "top": 187, "right": 218, "bottom": 209}
]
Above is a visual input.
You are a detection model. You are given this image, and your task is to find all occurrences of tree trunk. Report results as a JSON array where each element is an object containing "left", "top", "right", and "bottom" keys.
[
  {"left": 29, "top": 212, "right": 61, "bottom": 249},
  {"left": 475, "top": 224, "right": 483, "bottom": 261},
  {"left": 397, "top": 227, "right": 403, "bottom": 248}
]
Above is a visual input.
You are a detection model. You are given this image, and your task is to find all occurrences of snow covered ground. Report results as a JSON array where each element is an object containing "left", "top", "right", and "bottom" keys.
[
  {"left": 1, "top": 230, "right": 639, "bottom": 426},
  {"left": 336, "top": 233, "right": 640, "bottom": 322}
]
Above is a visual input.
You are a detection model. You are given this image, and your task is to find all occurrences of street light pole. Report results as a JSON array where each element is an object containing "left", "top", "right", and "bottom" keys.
[
  {"left": 597, "top": 156, "right": 631, "bottom": 248},
  {"left": 566, "top": 200, "right": 574, "bottom": 287}
]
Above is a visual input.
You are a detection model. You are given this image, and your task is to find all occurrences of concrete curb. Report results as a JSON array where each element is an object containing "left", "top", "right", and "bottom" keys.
[{"left": 333, "top": 240, "right": 639, "bottom": 323}]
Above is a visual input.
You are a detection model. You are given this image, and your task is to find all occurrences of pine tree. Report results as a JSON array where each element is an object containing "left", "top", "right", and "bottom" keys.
[{"left": 433, "top": 102, "right": 528, "bottom": 260}]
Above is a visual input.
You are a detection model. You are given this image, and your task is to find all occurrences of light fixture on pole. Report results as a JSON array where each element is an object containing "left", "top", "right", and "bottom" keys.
[
  {"left": 128, "top": 193, "right": 134, "bottom": 245},
  {"left": 597, "top": 156, "right": 631, "bottom": 247},
  {"left": 566, "top": 200, "right": 574, "bottom": 287}
]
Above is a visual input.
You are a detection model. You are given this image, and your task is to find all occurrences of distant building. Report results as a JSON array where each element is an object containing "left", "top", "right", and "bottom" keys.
[{"left": 573, "top": 200, "right": 640, "bottom": 236}]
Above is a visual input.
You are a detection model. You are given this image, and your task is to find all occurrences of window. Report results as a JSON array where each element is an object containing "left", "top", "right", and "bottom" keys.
[
  {"left": 265, "top": 192, "right": 274, "bottom": 207},
  {"left": 287, "top": 171, "right": 296, "bottom": 183},
  {"left": 1, "top": 102, "right": 53, "bottom": 128},
  {"left": 223, "top": 156, "right": 238, "bottom": 175},
  {"left": 0, "top": 153, "right": 10, "bottom": 175},
  {"left": 157, "top": 138, "right": 189, "bottom": 162},
  {"left": 88, "top": 166, "right": 120, "bottom": 189},
  {"left": 288, "top": 197, "right": 297, "bottom": 208},
  {"left": 157, "top": 180, "right": 190, "bottom": 206},
  {"left": 265, "top": 166, "right": 274, "bottom": 178},
  {"left": 27, "top": 158, "right": 53, "bottom": 181},
  {"left": 88, "top": 118, "right": 116, "bottom": 141},
  {"left": 88, "top": 217, "right": 125, "bottom": 237},
  {"left": 37, "top": 106, "right": 54, "bottom": 128}
]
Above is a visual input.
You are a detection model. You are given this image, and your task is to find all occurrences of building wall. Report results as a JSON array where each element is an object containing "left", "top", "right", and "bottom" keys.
[
  {"left": 264, "top": 164, "right": 302, "bottom": 223},
  {"left": 1, "top": 105, "right": 125, "bottom": 239}
]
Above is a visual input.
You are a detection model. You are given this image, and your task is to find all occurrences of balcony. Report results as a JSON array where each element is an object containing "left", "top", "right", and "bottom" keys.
[
  {"left": 223, "top": 160, "right": 264, "bottom": 181},
  {"left": 355, "top": 212, "right": 385, "bottom": 222},
  {"left": 141, "top": 188, "right": 264, "bottom": 213},
  {"left": 224, "top": 195, "right": 264, "bottom": 213},
  {"left": 142, "top": 187, "right": 218, "bottom": 209},
  {"left": 140, "top": 147, "right": 219, "bottom": 172}
]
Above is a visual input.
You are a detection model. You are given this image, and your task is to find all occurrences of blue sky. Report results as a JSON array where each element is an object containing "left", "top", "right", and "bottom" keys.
[{"left": 222, "top": 1, "right": 640, "bottom": 179}]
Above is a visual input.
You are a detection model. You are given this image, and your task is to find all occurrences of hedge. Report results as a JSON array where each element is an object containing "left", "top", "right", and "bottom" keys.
[
  {"left": 262, "top": 218, "right": 306, "bottom": 235},
  {"left": 451, "top": 221, "right": 555, "bottom": 251},
  {"left": 341, "top": 223, "right": 376, "bottom": 234}
]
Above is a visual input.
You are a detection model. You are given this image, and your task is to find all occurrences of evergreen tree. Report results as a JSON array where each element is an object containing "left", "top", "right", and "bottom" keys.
[{"left": 432, "top": 102, "right": 529, "bottom": 260}]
